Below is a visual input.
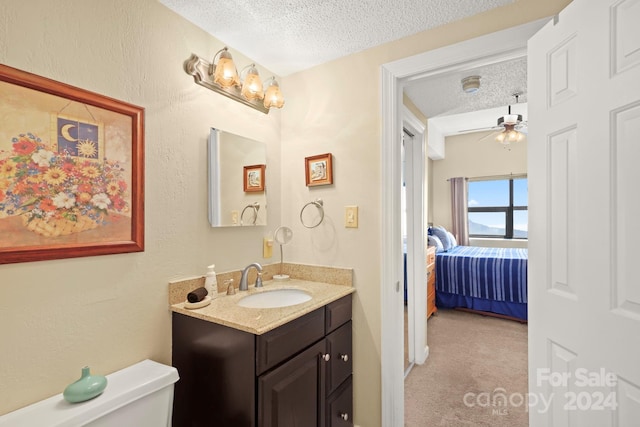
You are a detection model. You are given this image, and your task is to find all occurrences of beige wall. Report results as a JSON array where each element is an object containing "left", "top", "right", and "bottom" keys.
[
  {"left": 0, "top": 0, "right": 282, "bottom": 414},
  {"left": 428, "top": 158, "right": 435, "bottom": 223},
  {"left": 431, "top": 131, "right": 528, "bottom": 248},
  {"left": 0, "top": 0, "right": 569, "bottom": 423},
  {"left": 280, "top": 2, "right": 568, "bottom": 424}
]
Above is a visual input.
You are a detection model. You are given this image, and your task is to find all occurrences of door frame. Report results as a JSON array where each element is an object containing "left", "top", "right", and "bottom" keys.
[
  {"left": 403, "top": 106, "right": 428, "bottom": 372},
  {"left": 379, "top": 18, "right": 548, "bottom": 426}
]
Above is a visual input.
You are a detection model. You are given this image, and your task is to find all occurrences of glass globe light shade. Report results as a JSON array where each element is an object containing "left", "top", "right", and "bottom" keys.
[
  {"left": 212, "top": 49, "right": 240, "bottom": 88},
  {"left": 241, "top": 65, "right": 264, "bottom": 100},
  {"left": 263, "top": 78, "right": 285, "bottom": 109}
]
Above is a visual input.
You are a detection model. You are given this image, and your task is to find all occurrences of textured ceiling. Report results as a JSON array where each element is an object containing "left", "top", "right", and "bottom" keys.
[
  {"left": 160, "top": 0, "right": 527, "bottom": 133},
  {"left": 405, "top": 56, "right": 529, "bottom": 134},
  {"left": 405, "top": 57, "right": 528, "bottom": 118},
  {"left": 158, "top": 0, "right": 516, "bottom": 76}
]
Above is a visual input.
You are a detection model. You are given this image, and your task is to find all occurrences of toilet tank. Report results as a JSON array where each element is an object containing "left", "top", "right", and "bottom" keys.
[{"left": 0, "top": 359, "right": 179, "bottom": 427}]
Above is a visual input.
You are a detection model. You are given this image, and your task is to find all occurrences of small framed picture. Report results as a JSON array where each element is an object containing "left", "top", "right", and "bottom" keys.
[
  {"left": 243, "top": 164, "right": 265, "bottom": 192},
  {"left": 305, "top": 153, "right": 333, "bottom": 186}
]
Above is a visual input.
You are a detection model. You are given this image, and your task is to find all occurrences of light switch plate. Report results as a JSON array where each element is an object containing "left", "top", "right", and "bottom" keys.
[
  {"left": 345, "top": 206, "right": 358, "bottom": 228},
  {"left": 263, "top": 237, "right": 273, "bottom": 258}
]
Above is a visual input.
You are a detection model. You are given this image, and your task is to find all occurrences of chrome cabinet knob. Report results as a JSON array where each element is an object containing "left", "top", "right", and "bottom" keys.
[
  {"left": 340, "top": 413, "right": 349, "bottom": 421},
  {"left": 340, "top": 354, "right": 349, "bottom": 362},
  {"left": 322, "top": 353, "right": 331, "bottom": 362}
]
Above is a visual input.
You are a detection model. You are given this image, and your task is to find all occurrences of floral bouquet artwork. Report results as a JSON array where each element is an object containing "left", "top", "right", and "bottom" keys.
[{"left": 0, "top": 132, "right": 129, "bottom": 237}]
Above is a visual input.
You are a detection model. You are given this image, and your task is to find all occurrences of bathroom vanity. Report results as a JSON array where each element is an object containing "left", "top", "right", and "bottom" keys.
[{"left": 170, "top": 280, "right": 353, "bottom": 427}]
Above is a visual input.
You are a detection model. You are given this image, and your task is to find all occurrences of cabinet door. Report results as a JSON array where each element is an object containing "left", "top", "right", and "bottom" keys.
[
  {"left": 258, "top": 340, "right": 328, "bottom": 427},
  {"left": 326, "top": 321, "right": 352, "bottom": 395},
  {"left": 172, "top": 313, "right": 255, "bottom": 427}
]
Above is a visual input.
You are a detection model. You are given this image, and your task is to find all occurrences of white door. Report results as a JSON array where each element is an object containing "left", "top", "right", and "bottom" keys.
[{"left": 528, "top": 0, "right": 640, "bottom": 426}]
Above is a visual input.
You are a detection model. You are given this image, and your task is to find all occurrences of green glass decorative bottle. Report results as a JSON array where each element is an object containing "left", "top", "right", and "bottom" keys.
[{"left": 63, "top": 366, "right": 108, "bottom": 403}]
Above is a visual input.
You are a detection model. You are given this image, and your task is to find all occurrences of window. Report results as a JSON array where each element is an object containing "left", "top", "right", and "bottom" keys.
[{"left": 468, "top": 177, "right": 528, "bottom": 239}]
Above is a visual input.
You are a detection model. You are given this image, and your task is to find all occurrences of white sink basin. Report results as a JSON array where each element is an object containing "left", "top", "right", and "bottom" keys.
[{"left": 237, "top": 289, "right": 312, "bottom": 308}]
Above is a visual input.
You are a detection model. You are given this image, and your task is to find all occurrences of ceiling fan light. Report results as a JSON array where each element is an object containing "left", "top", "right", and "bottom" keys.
[
  {"left": 506, "top": 129, "right": 520, "bottom": 142},
  {"left": 495, "top": 126, "right": 524, "bottom": 145}
]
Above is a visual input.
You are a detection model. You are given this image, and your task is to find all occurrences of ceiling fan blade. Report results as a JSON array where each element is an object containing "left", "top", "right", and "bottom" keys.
[
  {"left": 515, "top": 122, "right": 528, "bottom": 134},
  {"left": 477, "top": 131, "right": 500, "bottom": 142},
  {"left": 457, "top": 125, "right": 502, "bottom": 134}
]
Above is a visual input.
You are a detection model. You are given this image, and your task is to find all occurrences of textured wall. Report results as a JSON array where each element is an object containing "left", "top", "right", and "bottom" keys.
[{"left": 0, "top": 0, "right": 281, "bottom": 414}]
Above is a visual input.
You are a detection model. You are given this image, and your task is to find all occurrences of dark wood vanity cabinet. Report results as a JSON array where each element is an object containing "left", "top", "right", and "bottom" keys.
[{"left": 172, "top": 294, "right": 353, "bottom": 427}]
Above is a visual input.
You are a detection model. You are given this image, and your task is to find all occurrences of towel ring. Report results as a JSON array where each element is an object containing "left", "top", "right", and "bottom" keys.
[
  {"left": 300, "top": 198, "right": 324, "bottom": 229},
  {"left": 240, "top": 202, "right": 260, "bottom": 225}
]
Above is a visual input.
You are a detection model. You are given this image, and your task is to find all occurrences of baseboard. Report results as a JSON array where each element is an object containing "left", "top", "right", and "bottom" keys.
[{"left": 416, "top": 345, "right": 429, "bottom": 365}]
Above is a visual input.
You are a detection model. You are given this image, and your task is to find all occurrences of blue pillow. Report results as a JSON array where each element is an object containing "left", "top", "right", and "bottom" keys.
[
  {"left": 431, "top": 226, "right": 452, "bottom": 251},
  {"left": 428, "top": 235, "right": 444, "bottom": 252},
  {"left": 447, "top": 231, "right": 457, "bottom": 248}
]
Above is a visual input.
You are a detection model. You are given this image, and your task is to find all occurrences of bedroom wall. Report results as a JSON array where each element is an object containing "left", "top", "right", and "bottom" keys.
[
  {"left": 431, "top": 131, "right": 528, "bottom": 248},
  {"left": 428, "top": 157, "right": 435, "bottom": 224}
]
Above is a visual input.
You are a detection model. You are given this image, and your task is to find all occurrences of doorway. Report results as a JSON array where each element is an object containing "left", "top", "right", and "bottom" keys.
[{"left": 380, "top": 19, "right": 548, "bottom": 426}]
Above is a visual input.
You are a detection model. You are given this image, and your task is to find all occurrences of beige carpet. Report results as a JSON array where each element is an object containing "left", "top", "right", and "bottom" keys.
[{"left": 405, "top": 309, "right": 528, "bottom": 427}]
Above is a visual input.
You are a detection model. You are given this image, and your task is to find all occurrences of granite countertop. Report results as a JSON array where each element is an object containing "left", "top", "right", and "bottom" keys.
[{"left": 170, "top": 279, "right": 355, "bottom": 335}]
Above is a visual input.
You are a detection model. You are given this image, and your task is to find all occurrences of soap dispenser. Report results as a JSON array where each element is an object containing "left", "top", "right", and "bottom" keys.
[{"left": 204, "top": 264, "right": 218, "bottom": 299}]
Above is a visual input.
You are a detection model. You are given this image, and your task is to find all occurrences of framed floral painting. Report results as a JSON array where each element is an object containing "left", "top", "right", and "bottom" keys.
[{"left": 0, "top": 64, "right": 144, "bottom": 264}]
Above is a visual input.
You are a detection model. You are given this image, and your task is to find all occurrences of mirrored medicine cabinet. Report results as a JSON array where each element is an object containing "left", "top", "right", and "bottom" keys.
[{"left": 208, "top": 128, "right": 267, "bottom": 227}]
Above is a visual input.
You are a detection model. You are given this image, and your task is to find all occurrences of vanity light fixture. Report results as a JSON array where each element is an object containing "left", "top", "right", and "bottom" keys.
[{"left": 184, "top": 47, "right": 284, "bottom": 114}]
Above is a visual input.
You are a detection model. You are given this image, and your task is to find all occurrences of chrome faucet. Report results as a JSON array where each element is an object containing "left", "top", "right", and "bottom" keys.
[{"left": 239, "top": 262, "right": 263, "bottom": 291}]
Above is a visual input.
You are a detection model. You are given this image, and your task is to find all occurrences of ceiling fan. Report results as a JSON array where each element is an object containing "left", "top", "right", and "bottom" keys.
[{"left": 461, "top": 93, "right": 528, "bottom": 145}]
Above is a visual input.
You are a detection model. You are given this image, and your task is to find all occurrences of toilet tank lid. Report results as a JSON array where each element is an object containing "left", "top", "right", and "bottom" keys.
[{"left": 0, "top": 359, "right": 179, "bottom": 427}]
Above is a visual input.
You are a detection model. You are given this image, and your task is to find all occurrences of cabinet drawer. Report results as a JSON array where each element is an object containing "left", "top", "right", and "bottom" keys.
[
  {"left": 427, "top": 286, "right": 437, "bottom": 318},
  {"left": 427, "top": 246, "right": 436, "bottom": 265},
  {"left": 327, "top": 321, "right": 352, "bottom": 395},
  {"left": 326, "top": 376, "right": 353, "bottom": 427},
  {"left": 257, "top": 308, "right": 325, "bottom": 375},
  {"left": 325, "top": 294, "right": 352, "bottom": 334}
]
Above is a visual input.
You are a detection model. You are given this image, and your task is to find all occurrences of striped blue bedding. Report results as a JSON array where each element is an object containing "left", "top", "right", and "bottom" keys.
[{"left": 435, "top": 246, "right": 528, "bottom": 319}]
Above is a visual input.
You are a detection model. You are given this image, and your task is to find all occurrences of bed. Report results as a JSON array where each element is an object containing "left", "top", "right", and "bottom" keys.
[{"left": 435, "top": 245, "right": 528, "bottom": 321}]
